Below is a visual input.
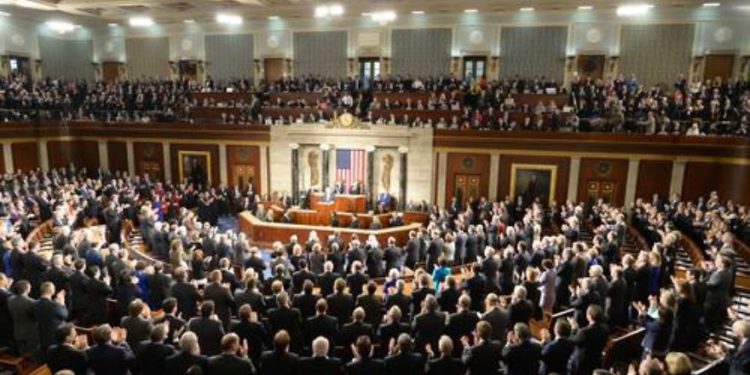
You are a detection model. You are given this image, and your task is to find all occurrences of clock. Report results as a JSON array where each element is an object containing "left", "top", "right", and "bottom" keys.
[{"left": 339, "top": 113, "right": 355, "bottom": 128}]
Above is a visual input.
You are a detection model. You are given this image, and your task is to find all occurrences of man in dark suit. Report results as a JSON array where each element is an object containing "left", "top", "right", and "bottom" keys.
[
  {"left": 206, "top": 333, "right": 256, "bottom": 375},
  {"left": 704, "top": 255, "right": 733, "bottom": 328},
  {"left": 8, "top": 280, "right": 39, "bottom": 357},
  {"left": 540, "top": 320, "right": 575, "bottom": 375},
  {"left": 68, "top": 260, "right": 89, "bottom": 322},
  {"left": 37, "top": 282, "right": 69, "bottom": 356},
  {"left": 568, "top": 305, "right": 609, "bottom": 375},
  {"left": 204, "top": 270, "right": 236, "bottom": 330},
  {"left": 147, "top": 263, "right": 172, "bottom": 309},
  {"left": 47, "top": 324, "right": 88, "bottom": 375},
  {"left": 164, "top": 331, "right": 208, "bottom": 375},
  {"left": 300, "top": 336, "right": 343, "bottom": 375},
  {"left": 411, "top": 295, "right": 446, "bottom": 355},
  {"left": 154, "top": 298, "right": 186, "bottom": 344},
  {"left": 340, "top": 307, "right": 374, "bottom": 349},
  {"left": 169, "top": 268, "right": 201, "bottom": 320},
  {"left": 724, "top": 319, "right": 750, "bottom": 375},
  {"left": 187, "top": 301, "right": 225, "bottom": 356},
  {"left": 481, "top": 293, "right": 510, "bottom": 344},
  {"left": 121, "top": 299, "right": 153, "bottom": 350},
  {"left": 87, "top": 324, "right": 135, "bottom": 375},
  {"left": 306, "top": 299, "right": 339, "bottom": 350},
  {"left": 462, "top": 321, "right": 503, "bottom": 375},
  {"left": 137, "top": 323, "right": 176, "bottom": 375},
  {"left": 231, "top": 304, "right": 269, "bottom": 366},
  {"left": 327, "top": 278, "right": 355, "bottom": 327},
  {"left": 383, "top": 238, "right": 402, "bottom": 273},
  {"left": 346, "top": 261, "right": 369, "bottom": 297},
  {"left": 293, "top": 260, "right": 318, "bottom": 294},
  {"left": 425, "top": 335, "right": 464, "bottom": 375},
  {"left": 404, "top": 231, "right": 421, "bottom": 270},
  {"left": 84, "top": 265, "right": 112, "bottom": 326},
  {"left": 356, "top": 282, "right": 384, "bottom": 329},
  {"left": 462, "top": 264, "right": 488, "bottom": 312},
  {"left": 437, "top": 277, "right": 461, "bottom": 315},
  {"left": 259, "top": 330, "right": 300, "bottom": 375},
  {"left": 385, "top": 280, "right": 411, "bottom": 321},
  {"left": 0, "top": 273, "right": 14, "bottom": 349},
  {"left": 334, "top": 180, "right": 346, "bottom": 195},
  {"left": 502, "top": 323, "right": 542, "bottom": 375},
  {"left": 384, "top": 333, "right": 425, "bottom": 374},
  {"left": 267, "top": 291, "right": 304, "bottom": 353},
  {"left": 446, "top": 295, "right": 480, "bottom": 355},
  {"left": 235, "top": 278, "right": 266, "bottom": 317},
  {"left": 317, "top": 262, "right": 341, "bottom": 297},
  {"left": 606, "top": 265, "right": 629, "bottom": 328},
  {"left": 346, "top": 336, "right": 385, "bottom": 375},
  {"left": 294, "top": 279, "right": 321, "bottom": 320}
]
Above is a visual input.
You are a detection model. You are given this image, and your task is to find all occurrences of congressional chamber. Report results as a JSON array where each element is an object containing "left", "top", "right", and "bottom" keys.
[{"left": 0, "top": 1, "right": 750, "bottom": 375}]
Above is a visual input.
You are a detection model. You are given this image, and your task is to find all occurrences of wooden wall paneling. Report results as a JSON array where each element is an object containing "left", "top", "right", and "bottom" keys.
[
  {"left": 577, "top": 158, "right": 629, "bottom": 206},
  {"left": 133, "top": 142, "right": 165, "bottom": 182},
  {"left": 445, "top": 153, "right": 491, "bottom": 205},
  {"left": 46, "top": 140, "right": 100, "bottom": 171},
  {"left": 636, "top": 160, "right": 673, "bottom": 200},
  {"left": 11, "top": 142, "right": 39, "bottom": 172},
  {"left": 703, "top": 54, "right": 735, "bottom": 81},
  {"left": 169, "top": 144, "right": 220, "bottom": 186},
  {"left": 76, "top": 140, "right": 100, "bottom": 172},
  {"left": 498, "top": 155, "right": 570, "bottom": 205},
  {"left": 107, "top": 141, "right": 129, "bottom": 173},
  {"left": 0, "top": 146, "right": 4, "bottom": 174},
  {"left": 682, "top": 162, "right": 750, "bottom": 204},
  {"left": 46, "top": 140, "right": 74, "bottom": 169},
  {"left": 226, "top": 145, "right": 261, "bottom": 192}
]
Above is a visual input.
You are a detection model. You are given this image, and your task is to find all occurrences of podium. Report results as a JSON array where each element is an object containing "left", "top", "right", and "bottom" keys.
[{"left": 311, "top": 193, "right": 367, "bottom": 214}]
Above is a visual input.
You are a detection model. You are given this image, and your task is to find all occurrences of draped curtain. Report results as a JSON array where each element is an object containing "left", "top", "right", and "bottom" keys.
[
  {"left": 39, "top": 37, "right": 94, "bottom": 80},
  {"left": 391, "top": 28, "right": 452, "bottom": 77},
  {"left": 293, "top": 31, "right": 347, "bottom": 78},
  {"left": 620, "top": 24, "right": 694, "bottom": 86},
  {"left": 205, "top": 34, "right": 254, "bottom": 81},
  {"left": 500, "top": 26, "right": 567, "bottom": 81},
  {"left": 125, "top": 37, "right": 170, "bottom": 78}
]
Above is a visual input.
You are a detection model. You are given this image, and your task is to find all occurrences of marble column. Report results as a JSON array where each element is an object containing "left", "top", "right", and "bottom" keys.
[
  {"left": 488, "top": 153, "right": 500, "bottom": 201},
  {"left": 3, "top": 144, "right": 14, "bottom": 174},
  {"left": 97, "top": 140, "right": 109, "bottom": 172},
  {"left": 290, "top": 143, "right": 300, "bottom": 205},
  {"left": 624, "top": 158, "right": 640, "bottom": 209},
  {"left": 162, "top": 142, "right": 172, "bottom": 182},
  {"left": 260, "top": 145, "right": 269, "bottom": 195},
  {"left": 126, "top": 141, "right": 135, "bottom": 176},
  {"left": 670, "top": 159, "right": 687, "bottom": 198},
  {"left": 38, "top": 140, "right": 49, "bottom": 171},
  {"left": 320, "top": 144, "right": 330, "bottom": 190},
  {"left": 567, "top": 157, "right": 581, "bottom": 203},
  {"left": 219, "top": 144, "right": 228, "bottom": 186},
  {"left": 398, "top": 146, "right": 408, "bottom": 210},
  {"left": 436, "top": 152, "right": 448, "bottom": 207},
  {"left": 366, "top": 146, "right": 375, "bottom": 209}
]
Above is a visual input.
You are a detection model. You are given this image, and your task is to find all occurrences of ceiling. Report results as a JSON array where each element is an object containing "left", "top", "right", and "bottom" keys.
[{"left": 0, "top": 0, "right": 743, "bottom": 26}]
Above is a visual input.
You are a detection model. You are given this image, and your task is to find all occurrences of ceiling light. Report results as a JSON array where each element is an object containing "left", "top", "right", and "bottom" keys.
[
  {"left": 46, "top": 20, "right": 75, "bottom": 34},
  {"left": 129, "top": 16, "right": 154, "bottom": 27},
  {"left": 616, "top": 4, "right": 654, "bottom": 16},
  {"left": 0, "top": 11, "right": 10, "bottom": 16},
  {"left": 184, "top": 19, "right": 195, "bottom": 24},
  {"left": 412, "top": 10, "right": 425, "bottom": 15},
  {"left": 16, "top": 0, "right": 56, "bottom": 11},
  {"left": 702, "top": 2, "right": 720, "bottom": 6},
  {"left": 464, "top": 9, "right": 478, "bottom": 13},
  {"left": 520, "top": 7, "right": 534, "bottom": 11},
  {"left": 108, "top": 22, "right": 118, "bottom": 27},
  {"left": 370, "top": 10, "right": 396, "bottom": 25},
  {"left": 578, "top": 5, "right": 594, "bottom": 10},
  {"left": 268, "top": 15, "right": 279, "bottom": 20},
  {"left": 314, "top": 3, "right": 344, "bottom": 18},
  {"left": 216, "top": 13, "right": 242, "bottom": 25}
]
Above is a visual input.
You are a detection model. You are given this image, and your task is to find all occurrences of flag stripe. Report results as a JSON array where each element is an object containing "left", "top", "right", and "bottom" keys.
[{"left": 335, "top": 149, "right": 366, "bottom": 193}]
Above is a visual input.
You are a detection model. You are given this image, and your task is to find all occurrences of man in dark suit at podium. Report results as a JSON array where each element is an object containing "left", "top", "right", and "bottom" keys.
[
  {"left": 378, "top": 191, "right": 392, "bottom": 213},
  {"left": 322, "top": 188, "right": 336, "bottom": 203},
  {"left": 350, "top": 180, "right": 363, "bottom": 195},
  {"left": 333, "top": 180, "right": 346, "bottom": 195}
]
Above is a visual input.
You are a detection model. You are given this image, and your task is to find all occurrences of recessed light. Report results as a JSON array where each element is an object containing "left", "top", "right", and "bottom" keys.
[
  {"left": 464, "top": 9, "right": 478, "bottom": 13},
  {"left": 108, "top": 22, "right": 118, "bottom": 27},
  {"left": 578, "top": 5, "right": 593, "bottom": 10},
  {"left": 702, "top": 2, "right": 720, "bottom": 7},
  {"left": 129, "top": 17, "right": 154, "bottom": 27},
  {"left": 412, "top": 10, "right": 425, "bottom": 15},
  {"left": 0, "top": 11, "right": 10, "bottom": 17},
  {"left": 361, "top": 12, "right": 372, "bottom": 16},
  {"left": 520, "top": 7, "right": 534, "bottom": 11},
  {"left": 268, "top": 15, "right": 279, "bottom": 20},
  {"left": 315, "top": 4, "right": 344, "bottom": 18},
  {"left": 616, "top": 4, "right": 653, "bottom": 16},
  {"left": 46, "top": 20, "right": 76, "bottom": 34},
  {"left": 216, "top": 13, "right": 242, "bottom": 25},
  {"left": 184, "top": 19, "right": 195, "bottom": 24},
  {"left": 371, "top": 10, "right": 396, "bottom": 24}
]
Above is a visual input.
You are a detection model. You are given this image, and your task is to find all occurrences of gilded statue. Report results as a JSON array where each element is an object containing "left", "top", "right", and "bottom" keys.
[
  {"left": 308, "top": 149, "right": 320, "bottom": 186},
  {"left": 380, "top": 153, "right": 394, "bottom": 191}
]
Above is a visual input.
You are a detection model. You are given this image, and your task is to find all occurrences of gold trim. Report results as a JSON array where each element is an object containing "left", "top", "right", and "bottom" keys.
[
  {"left": 178, "top": 151, "right": 212, "bottom": 185},
  {"left": 509, "top": 163, "right": 558, "bottom": 206},
  {"left": 0, "top": 137, "right": 270, "bottom": 147}
]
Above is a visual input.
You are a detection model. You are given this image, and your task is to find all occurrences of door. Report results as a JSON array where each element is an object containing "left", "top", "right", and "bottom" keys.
[
  {"left": 264, "top": 58, "right": 285, "bottom": 82},
  {"left": 102, "top": 62, "right": 122, "bottom": 83},
  {"left": 179, "top": 60, "right": 198, "bottom": 81},
  {"left": 8, "top": 55, "right": 31, "bottom": 80},
  {"left": 586, "top": 180, "right": 617, "bottom": 204},
  {"left": 463, "top": 56, "right": 487, "bottom": 80},
  {"left": 577, "top": 55, "right": 605, "bottom": 80},
  {"left": 704, "top": 54, "right": 735, "bottom": 81},
  {"left": 359, "top": 58, "right": 381, "bottom": 80},
  {"left": 454, "top": 174, "right": 480, "bottom": 206},
  {"left": 232, "top": 164, "right": 256, "bottom": 191}
]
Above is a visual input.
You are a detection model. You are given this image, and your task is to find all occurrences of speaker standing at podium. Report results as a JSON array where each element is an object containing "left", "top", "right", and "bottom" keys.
[
  {"left": 322, "top": 187, "right": 336, "bottom": 203},
  {"left": 378, "top": 191, "right": 392, "bottom": 212}
]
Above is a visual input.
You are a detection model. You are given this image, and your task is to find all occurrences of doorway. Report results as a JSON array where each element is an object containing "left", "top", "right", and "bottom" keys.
[
  {"left": 577, "top": 55, "right": 606, "bottom": 80},
  {"left": 102, "top": 62, "right": 122, "bottom": 83},
  {"left": 264, "top": 58, "right": 285, "bottom": 82},
  {"left": 358, "top": 58, "right": 381, "bottom": 81},
  {"left": 463, "top": 56, "right": 486, "bottom": 80},
  {"left": 586, "top": 180, "right": 616, "bottom": 204},
  {"left": 232, "top": 164, "right": 256, "bottom": 191},
  {"left": 454, "top": 174, "right": 480, "bottom": 206},
  {"left": 7, "top": 55, "right": 31, "bottom": 81},
  {"left": 178, "top": 60, "right": 198, "bottom": 81},
  {"left": 703, "top": 54, "right": 735, "bottom": 81}
]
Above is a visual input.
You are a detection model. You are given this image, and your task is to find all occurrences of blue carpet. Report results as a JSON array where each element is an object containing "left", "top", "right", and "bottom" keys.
[{"left": 217, "top": 215, "right": 238, "bottom": 233}]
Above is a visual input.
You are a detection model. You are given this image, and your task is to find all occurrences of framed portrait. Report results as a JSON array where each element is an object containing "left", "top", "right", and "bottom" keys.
[
  {"left": 178, "top": 151, "right": 212, "bottom": 186},
  {"left": 510, "top": 163, "right": 558, "bottom": 206}
]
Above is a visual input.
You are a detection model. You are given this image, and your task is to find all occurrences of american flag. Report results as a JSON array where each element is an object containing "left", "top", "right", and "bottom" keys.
[{"left": 335, "top": 149, "right": 366, "bottom": 193}]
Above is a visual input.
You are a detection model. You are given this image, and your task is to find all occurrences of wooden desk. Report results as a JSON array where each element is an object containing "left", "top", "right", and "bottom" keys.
[
  {"left": 190, "top": 92, "right": 256, "bottom": 103},
  {"left": 239, "top": 211, "right": 421, "bottom": 247},
  {"left": 311, "top": 193, "right": 367, "bottom": 214}
]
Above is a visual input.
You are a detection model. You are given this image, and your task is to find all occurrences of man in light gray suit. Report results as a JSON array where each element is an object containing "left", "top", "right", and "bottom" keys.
[
  {"left": 705, "top": 255, "right": 733, "bottom": 329},
  {"left": 8, "top": 280, "right": 39, "bottom": 357}
]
